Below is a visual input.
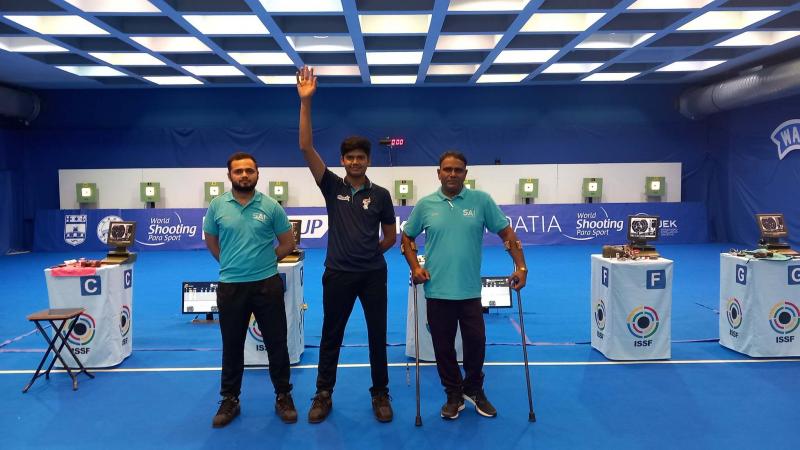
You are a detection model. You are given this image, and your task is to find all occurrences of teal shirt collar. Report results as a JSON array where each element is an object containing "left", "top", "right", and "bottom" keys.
[
  {"left": 223, "top": 190, "right": 262, "bottom": 208},
  {"left": 436, "top": 187, "right": 466, "bottom": 201}
]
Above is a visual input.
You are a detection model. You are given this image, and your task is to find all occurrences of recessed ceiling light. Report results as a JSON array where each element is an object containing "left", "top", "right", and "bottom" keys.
[
  {"left": 258, "top": 75, "right": 296, "bottom": 84},
  {"left": 435, "top": 34, "right": 502, "bottom": 51},
  {"left": 521, "top": 13, "right": 605, "bottom": 33},
  {"left": 183, "top": 65, "right": 244, "bottom": 76},
  {"left": 494, "top": 49, "right": 558, "bottom": 64},
  {"left": 4, "top": 15, "right": 109, "bottom": 35},
  {"left": 311, "top": 65, "right": 361, "bottom": 76},
  {"left": 582, "top": 72, "right": 639, "bottom": 82},
  {"left": 476, "top": 74, "right": 527, "bottom": 83},
  {"left": 228, "top": 52, "right": 294, "bottom": 65},
  {"left": 183, "top": 15, "right": 269, "bottom": 35},
  {"left": 448, "top": 0, "right": 530, "bottom": 12},
  {"left": 657, "top": 60, "right": 725, "bottom": 71},
  {"left": 359, "top": 15, "right": 431, "bottom": 34},
  {"left": 259, "top": 0, "right": 342, "bottom": 13},
  {"left": 716, "top": 31, "right": 800, "bottom": 47},
  {"left": 370, "top": 75, "right": 417, "bottom": 84},
  {"left": 56, "top": 65, "right": 126, "bottom": 76},
  {"left": 131, "top": 36, "right": 211, "bottom": 52},
  {"left": 577, "top": 32, "right": 655, "bottom": 49},
  {"left": 628, "top": 0, "right": 713, "bottom": 9},
  {"left": 678, "top": 11, "right": 780, "bottom": 31},
  {"left": 427, "top": 64, "right": 479, "bottom": 75},
  {"left": 542, "top": 63, "right": 602, "bottom": 73},
  {"left": 89, "top": 52, "right": 165, "bottom": 66},
  {"left": 64, "top": 0, "right": 160, "bottom": 13},
  {"left": 366, "top": 51, "right": 423, "bottom": 65},
  {"left": 144, "top": 76, "right": 203, "bottom": 85},
  {"left": 0, "top": 37, "right": 68, "bottom": 52},
  {"left": 288, "top": 35, "right": 354, "bottom": 52}
]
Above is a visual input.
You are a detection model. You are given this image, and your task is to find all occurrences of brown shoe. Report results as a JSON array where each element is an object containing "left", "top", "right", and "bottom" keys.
[
  {"left": 371, "top": 392, "right": 393, "bottom": 423},
  {"left": 308, "top": 391, "right": 332, "bottom": 424},
  {"left": 275, "top": 392, "right": 298, "bottom": 424},
  {"left": 440, "top": 394, "right": 465, "bottom": 420},
  {"left": 212, "top": 396, "right": 240, "bottom": 428}
]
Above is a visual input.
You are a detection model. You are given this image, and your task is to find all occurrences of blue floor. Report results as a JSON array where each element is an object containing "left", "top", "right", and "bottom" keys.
[{"left": 1, "top": 244, "right": 798, "bottom": 449}]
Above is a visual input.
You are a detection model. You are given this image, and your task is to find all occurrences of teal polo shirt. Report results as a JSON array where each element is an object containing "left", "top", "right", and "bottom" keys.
[
  {"left": 203, "top": 191, "right": 292, "bottom": 283},
  {"left": 404, "top": 187, "right": 509, "bottom": 300}
]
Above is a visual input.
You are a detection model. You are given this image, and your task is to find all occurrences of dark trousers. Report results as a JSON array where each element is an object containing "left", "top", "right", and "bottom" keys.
[
  {"left": 216, "top": 275, "right": 291, "bottom": 397},
  {"left": 316, "top": 268, "right": 389, "bottom": 396},
  {"left": 426, "top": 298, "right": 486, "bottom": 396}
]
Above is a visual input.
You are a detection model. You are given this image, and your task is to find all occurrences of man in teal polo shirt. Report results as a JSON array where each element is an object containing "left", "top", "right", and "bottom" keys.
[
  {"left": 401, "top": 151, "right": 528, "bottom": 420},
  {"left": 204, "top": 152, "right": 298, "bottom": 427}
]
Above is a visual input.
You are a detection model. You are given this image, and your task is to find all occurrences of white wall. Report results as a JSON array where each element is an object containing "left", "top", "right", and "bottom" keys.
[{"left": 59, "top": 162, "right": 681, "bottom": 209}]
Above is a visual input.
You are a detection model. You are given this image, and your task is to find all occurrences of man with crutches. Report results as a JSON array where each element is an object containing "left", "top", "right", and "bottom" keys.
[{"left": 401, "top": 150, "right": 528, "bottom": 420}]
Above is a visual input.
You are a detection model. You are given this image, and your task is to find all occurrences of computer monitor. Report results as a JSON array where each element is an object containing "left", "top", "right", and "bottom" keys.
[
  {"left": 627, "top": 215, "right": 659, "bottom": 247},
  {"left": 107, "top": 221, "right": 136, "bottom": 252},
  {"left": 182, "top": 281, "right": 219, "bottom": 320},
  {"left": 756, "top": 213, "right": 787, "bottom": 240},
  {"left": 481, "top": 276, "right": 513, "bottom": 308}
]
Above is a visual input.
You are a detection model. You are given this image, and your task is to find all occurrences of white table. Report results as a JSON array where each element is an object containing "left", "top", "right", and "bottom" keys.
[
  {"left": 405, "top": 279, "right": 464, "bottom": 362},
  {"left": 590, "top": 255, "right": 673, "bottom": 360},
  {"left": 719, "top": 253, "right": 800, "bottom": 357},
  {"left": 244, "top": 261, "right": 305, "bottom": 365},
  {"left": 45, "top": 263, "right": 134, "bottom": 368}
]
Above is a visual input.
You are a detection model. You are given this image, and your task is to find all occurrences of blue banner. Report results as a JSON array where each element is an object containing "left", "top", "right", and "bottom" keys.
[{"left": 34, "top": 203, "right": 708, "bottom": 252}]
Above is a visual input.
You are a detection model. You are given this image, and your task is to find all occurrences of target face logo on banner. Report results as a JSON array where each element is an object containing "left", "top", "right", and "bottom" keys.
[
  {"left": 594, "top": 300, "right": 607, "bottom": 331},
  {"left": 247, "top": 315, "right": 263, "bottom": 343},
  {"left": 769, "top": 301, "right": 800, "bottom": 335},
  {"left": 120, "top": 305, "right": 131, "bottom": 337},
  {"left": 726, "top": 298, "right": 743, "bottom": 329},
  {"left": 68, "top": 313, "right": 96, "bottom": 346},
  {"left": 626, "top": 306, "right": 660, "bottom": 339}
]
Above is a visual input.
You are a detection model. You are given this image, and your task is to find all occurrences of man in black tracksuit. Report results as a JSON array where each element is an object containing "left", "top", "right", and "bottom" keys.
[{"left": 297, "top": 66, "right": 397, "bottom": 423}]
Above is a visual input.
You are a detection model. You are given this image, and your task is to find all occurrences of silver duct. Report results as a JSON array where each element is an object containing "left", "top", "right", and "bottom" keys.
[
  {"left": 0, "top": 84, "right": 40, "bottom": 123},
  {"left": 679, "top": 58, "right": 800, "bottom": 120}
]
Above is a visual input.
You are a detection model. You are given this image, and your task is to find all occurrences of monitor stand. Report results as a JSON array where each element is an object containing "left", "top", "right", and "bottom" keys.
[
  {"left": 630, "top": 243, "right": 660, "bottom": 258},
  {"left": 761, "top": 238, "right": 798, "bottom": 256},
  {"left": 191, "top": 313, "right": 218, "bottom": 324},
  {"left": 101, "top": 247, "right": 137, "bottom": 265}
]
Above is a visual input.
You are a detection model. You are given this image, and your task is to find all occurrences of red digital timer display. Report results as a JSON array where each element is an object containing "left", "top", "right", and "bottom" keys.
[{"left": 380, "top": 137, "right": 405, "bottom": 147}]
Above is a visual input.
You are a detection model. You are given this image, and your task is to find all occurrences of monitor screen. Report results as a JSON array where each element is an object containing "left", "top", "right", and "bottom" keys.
[
  {"left": 107, "top": 221, "right": 136, "bottom": 247},
  {"left": 182, "top": 281, "right": 218, "bottom": 314},
  {"left": 481, "top": 276, "right": 513, "bottom": 308},
  {"left": 627, "top": 215, "right": 659, "bottom": 243},
  {"left": 756, "top": 213, "right": 787, "bottom": 239},
  {"left": 289, "top": 219, "right": 302, "bottom": 246}
]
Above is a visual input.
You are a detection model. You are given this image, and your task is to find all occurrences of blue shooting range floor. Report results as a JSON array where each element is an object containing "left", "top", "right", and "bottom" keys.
[{"left": 1, "top": 244, "right": 798, "bottom": 449}]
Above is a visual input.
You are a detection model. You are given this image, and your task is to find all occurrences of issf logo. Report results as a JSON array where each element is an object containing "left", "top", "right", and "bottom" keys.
[
  {"left": 248, "top": 314, "right": 264, "bottom": 343},
  {"left": 769, "top": 301, "right": 800, "bottom": 339},
  {"left": 594, "top": 300, "right": 606, "bottom": 331},
  {"left": 627, "top": 305, "right": 660, "bottom": 339},
  {"left": 726, "top": 298, "right": 743, "bottom": 329},
  {"left": 68, "top": 313, "right": 96, "bottom": 347},
  {"left": 120, "top": 305, "right": 131, "bottom": 338}
]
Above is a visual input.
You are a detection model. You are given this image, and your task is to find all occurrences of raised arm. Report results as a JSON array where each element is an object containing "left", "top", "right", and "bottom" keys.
[{"left": 297, "top": 66, "right": 326, "bottom": 184}]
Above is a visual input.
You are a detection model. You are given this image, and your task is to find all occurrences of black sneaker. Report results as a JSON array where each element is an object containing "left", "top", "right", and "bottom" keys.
[
  {"left": 371, "top": 392, "right": 393, "bottom": 423},
  {"left": 440, "top": 394, "right": 465, "bottom": 420},
  {"left": 308, "top": 390, "right": 332, "bottom": 424},
  {"left": 275, "top": 392, "right": 298, "bottom": 424},
  {"left": 212, "top": 396, "right": 240, "bottom": 428},
  {"left": 464, "top": 390, "right": 497, "bottom": 418}
]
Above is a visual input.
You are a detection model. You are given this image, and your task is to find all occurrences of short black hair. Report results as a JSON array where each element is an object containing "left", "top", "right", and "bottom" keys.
[
  {"left": 227, "top": 152, "right": 257, "bottom": 172},
  {"left": 439, "top": 150, "right": 467, "bottom": 167},
  {"left": 340, "top": 136, "right": 371, "bottom": 158}
]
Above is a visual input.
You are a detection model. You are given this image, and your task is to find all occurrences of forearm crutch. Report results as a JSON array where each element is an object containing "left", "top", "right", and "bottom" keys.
[{"left": 413, "top": 281, "right": 423, "bottom": 427}]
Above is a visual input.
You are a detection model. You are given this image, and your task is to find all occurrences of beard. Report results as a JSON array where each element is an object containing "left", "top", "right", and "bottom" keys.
[{"left": 231, "top": 180, "right": 256, "bottom": 193}]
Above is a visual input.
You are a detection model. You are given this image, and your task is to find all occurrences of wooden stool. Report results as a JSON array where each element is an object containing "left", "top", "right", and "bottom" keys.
[{"left": 23, "top": 308, "right": 95, "bottom": 393}]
